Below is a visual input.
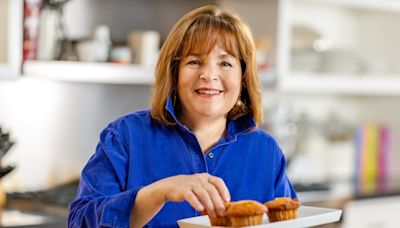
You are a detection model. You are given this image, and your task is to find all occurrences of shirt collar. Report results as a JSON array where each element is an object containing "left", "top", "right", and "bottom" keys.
[
  {"left": 165, "top": 95, "right": 180, "bottom": 124},
  {"left": 165, "top": 95, "right": 256, "bottom": 140}
]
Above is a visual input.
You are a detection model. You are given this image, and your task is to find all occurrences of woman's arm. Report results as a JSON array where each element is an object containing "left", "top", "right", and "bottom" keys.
[
  {"left": 68, "top": 129, "right": 136, "bottom": 228},
  {"left": 70, "top": 127, "right": 231, "bottom": 227}
]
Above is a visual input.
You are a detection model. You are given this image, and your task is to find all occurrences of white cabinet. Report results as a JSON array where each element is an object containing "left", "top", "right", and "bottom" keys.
[
  {"left": 277, "top": 0, "right": 400, "bottom": 96},
  {"left": 0, "top": 0, "right": 23, "bottom": 79}
]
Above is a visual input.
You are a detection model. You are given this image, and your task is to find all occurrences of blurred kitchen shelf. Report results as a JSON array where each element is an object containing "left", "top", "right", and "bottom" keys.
[
  {"left": 278, "top": 73, "right": 400, "bottom": 96},
  {"left": 277, "top": 0, "right": 400, "bottom": 96},
  {"left": 23, "top": 60, "right": 155, "bottom": 85},
  {"left": 300, "top": 0, "right": 400, "bottom": 12}
]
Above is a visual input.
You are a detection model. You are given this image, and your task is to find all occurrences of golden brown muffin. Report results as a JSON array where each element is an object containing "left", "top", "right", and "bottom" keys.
[
  {"left": 204, "top": 202, "right": 232, "bottom": 227},
  {"left": 225, "top": 200, "right": 267, "bottom": 227},
  {"left": 208, "top": 215, "right": 231, "bottom": 227},
  {"left": 265, "top": 197, "right": 301, "bottom": 222}
]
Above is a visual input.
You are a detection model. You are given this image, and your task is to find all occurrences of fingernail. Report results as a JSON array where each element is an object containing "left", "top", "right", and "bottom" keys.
[{"left": 198, "top": 205, "right": 204, "bottom": 212}]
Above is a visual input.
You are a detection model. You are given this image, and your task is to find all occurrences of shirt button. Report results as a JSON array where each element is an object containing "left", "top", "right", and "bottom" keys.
[{"left": 208, "top": 152, "right": 214, "bottom": 158}]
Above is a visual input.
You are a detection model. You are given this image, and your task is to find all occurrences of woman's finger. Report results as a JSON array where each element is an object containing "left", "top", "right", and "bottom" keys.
[
  {"left": 192, "top": 186, "right": 216, "bottom": 217},
  {"left": 202, "top": 181, "right": 226, "bottom": 216},
  {"left": 183, "top": 189, "right": 204, "bottom": 212},
  {"left": 208, "top": 175, "right": 231, "bottom": 202}
]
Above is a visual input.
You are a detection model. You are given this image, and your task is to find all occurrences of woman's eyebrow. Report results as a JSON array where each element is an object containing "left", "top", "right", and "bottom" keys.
[
  {"left": 185, "top": 53, "right": 235, "bottom": 59},
  {"left": 219, "top": 54, "right": 235, "bottom": 59},
  {"left": 187, "top": 53, "right": 202, "bottom": 57}
]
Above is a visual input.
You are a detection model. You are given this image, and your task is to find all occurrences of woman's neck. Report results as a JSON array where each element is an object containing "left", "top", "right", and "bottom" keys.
[{"left": 179, "top": 114, "right": 227, "bottom": 154}]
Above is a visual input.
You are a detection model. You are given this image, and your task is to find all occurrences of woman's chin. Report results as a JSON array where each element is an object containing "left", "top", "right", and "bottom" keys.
[{"left": 195, "top": 110, "right": 227, "bottom": 119}]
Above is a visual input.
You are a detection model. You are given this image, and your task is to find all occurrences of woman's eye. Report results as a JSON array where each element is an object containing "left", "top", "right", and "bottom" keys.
[
  {"left": 187, "top": 60, "right": 201, "bottom": 65},
  {"left": 220, "top": 61, "right": 233, "bottom": 67}
]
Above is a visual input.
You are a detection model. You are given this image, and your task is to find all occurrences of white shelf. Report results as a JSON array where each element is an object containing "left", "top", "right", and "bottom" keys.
[
  {"left": 278, "top": 73, "right": 400, "bottom": 96},
  {"left": 23, "top": 60, "right": 155, "bottom": 85},
  {"left": 298, "top": 0, "right": 400, "bottom": 13}
]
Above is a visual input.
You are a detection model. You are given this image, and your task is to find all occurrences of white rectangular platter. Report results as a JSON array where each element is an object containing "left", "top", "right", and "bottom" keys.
[{"left": 178, "top": 206, "right": 342, "bottom": 228}]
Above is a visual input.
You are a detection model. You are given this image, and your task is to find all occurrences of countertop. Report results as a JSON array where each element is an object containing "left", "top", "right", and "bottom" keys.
[{"left": 0, "top": 208, "right": 66, "bottom": 228}]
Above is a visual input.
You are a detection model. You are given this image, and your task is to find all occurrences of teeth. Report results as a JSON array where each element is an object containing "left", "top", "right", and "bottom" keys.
[{"left": 197, "top": 90, "right": 220, "bottom": 95}]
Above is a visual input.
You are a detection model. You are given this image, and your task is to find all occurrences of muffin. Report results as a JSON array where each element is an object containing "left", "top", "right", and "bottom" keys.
[
  {"left": 265, "top": 197, "right": 301, "bottom": 222},
  {"left": 225, "top": 200, "right": 267, "bottom": 227},
  {"left": 204, "top": 202, "right": 232, "bottom": 227},
  {"left": 208, "top": 214, "right": 231, "bottom": 227}
]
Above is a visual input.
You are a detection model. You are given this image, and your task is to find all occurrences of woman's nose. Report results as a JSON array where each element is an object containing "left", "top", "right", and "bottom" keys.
[{"left": 200, "top": 64, "right": 219, "bottom": 81}]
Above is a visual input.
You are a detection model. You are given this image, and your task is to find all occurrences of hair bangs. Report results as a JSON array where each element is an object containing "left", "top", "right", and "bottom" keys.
[{"left": 178, "top": 15, "right": 240, "bottom": 60}]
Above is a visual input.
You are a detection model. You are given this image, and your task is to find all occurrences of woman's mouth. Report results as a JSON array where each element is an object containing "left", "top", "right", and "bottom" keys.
[{"left": 195, "top": 89, "right": 222, "bottom": 95}]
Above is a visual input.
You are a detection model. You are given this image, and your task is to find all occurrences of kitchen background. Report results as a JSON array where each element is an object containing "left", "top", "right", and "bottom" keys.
[{"left": 1, "top": 0, "right": 400, "bottom": 227}]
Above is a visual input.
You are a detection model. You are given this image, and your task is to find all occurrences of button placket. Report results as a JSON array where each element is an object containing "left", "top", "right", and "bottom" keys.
[{"left": 205, "top": 148, "right": 219, "bottom": 173}]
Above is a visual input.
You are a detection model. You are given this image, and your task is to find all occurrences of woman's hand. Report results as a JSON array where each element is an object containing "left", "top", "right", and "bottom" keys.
[
  {"left": 131, "top": 173, "right": 230, "bottom": 227},
  {"left": 155, "top": 173, "right": 231, "bottom": 217}
]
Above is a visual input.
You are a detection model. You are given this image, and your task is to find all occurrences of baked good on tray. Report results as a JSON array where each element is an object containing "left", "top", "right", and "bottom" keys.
[
  {"left": 225, "top": 200, "right": 267, "bottom": 227},
  {"left": 208, "top": 213, "right": 232, "bottom": 227},
  {"left": 264, "top": 197, "right": 301, "bottom": 222}
]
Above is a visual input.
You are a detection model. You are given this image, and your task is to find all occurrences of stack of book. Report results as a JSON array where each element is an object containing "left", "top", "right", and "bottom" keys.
[{"left": 354, "top": 123, "right": 390, "bottom": 194}]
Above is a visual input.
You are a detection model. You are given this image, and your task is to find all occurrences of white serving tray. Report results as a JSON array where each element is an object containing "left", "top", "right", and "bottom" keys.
[{"left": 178, "top": 206, "right": 342, "bottom": 228}]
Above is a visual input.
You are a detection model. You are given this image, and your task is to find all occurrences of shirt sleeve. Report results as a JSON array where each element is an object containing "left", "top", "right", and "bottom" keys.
[
  {"left": 273, "top": 145, "right": 298, "bottom": 199},
  {"left": 68, "top": 128, "right": 141, "bottom": 228}
]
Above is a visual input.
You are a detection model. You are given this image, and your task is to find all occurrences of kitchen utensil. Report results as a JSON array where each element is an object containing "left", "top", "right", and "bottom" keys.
[
  {"left": 0, "top": 130, "right": 15, "bottom": 158},
  {"left": 0, "top": 165, "right": 15, "bottom": 179},
  {"left": 0, "top": 126, "right": 16, "bottom": 178},
  {"left": 0, "top": 141, "right": 14, "bottom": 159}
]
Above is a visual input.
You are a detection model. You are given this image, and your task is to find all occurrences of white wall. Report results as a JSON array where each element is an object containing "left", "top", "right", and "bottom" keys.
[
  {"left": 0, "top": 78, "right": 151, "bottom": 191},
  {"left": 64, "top": 0, "right": 217, "bottom": 41},
  {"left": 358, "top": 12, "right": 400, "bottom": 74}
]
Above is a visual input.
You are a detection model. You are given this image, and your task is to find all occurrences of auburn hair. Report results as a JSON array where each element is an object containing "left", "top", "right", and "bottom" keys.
[{"left": 150, "top": 5, "right": 263, "bottom": 125}]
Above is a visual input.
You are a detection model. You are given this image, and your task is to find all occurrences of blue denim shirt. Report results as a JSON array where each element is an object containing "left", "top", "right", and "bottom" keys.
[{"left": 68, "top": 98, "right": 297, "bottom": 228}]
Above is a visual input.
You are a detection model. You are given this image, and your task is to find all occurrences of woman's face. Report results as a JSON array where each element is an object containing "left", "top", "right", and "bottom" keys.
[{"left": 177, "top": 43, "right": 242, "bottom": 121}]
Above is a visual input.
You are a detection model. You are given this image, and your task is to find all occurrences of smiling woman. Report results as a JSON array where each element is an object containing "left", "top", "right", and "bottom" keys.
[
  {"left": 177, "top": 44, "right": 243, "bottom": 151},
  {"left": 68, "top": 5, "right": 297, "bottom": 228}
]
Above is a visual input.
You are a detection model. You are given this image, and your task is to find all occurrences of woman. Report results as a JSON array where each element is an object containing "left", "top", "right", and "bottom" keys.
[{"left": 68, "top": 5, "right": 297, "bottom": 228}]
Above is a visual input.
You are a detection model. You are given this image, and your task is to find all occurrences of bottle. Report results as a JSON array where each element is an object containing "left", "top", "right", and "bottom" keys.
[
  {"left": 93, "top": 25, "right": 112, "bottom": 62},
  {"left": 23, "top": 0, "right": 43, "bottom": 60}
]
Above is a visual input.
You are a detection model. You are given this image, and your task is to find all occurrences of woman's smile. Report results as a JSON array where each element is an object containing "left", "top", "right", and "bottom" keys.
[{"left": 195, "top": 88, "right": 223, "bottom": 96}]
